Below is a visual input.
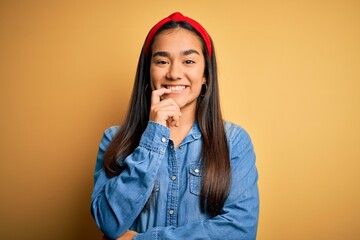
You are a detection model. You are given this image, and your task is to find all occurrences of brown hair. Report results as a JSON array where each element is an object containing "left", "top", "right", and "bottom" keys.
[{"left": 103, "top": 21, "right": 230, "bottom": 216}]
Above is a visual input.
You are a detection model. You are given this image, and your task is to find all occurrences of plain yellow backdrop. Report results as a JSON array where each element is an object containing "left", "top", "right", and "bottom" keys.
[{"left": 0, "top": 0, "right": 359, "bottom": 239}]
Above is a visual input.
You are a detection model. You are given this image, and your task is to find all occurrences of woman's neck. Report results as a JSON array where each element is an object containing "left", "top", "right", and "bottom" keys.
[{"left": 169, "top": 106, "right": 196, "bottom": 148}]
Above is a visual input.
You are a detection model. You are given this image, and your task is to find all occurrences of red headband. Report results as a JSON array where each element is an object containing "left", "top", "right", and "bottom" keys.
[{"left": 145, "top": 12, "right": 212, "bottom": 57}]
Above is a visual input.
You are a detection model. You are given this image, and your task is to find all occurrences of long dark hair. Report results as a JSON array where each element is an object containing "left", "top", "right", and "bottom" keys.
[{"left": 103, "top": 21, "right": 230, "bottom": 216}]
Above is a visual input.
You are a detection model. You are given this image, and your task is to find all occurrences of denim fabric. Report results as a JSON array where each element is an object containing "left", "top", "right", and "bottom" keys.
[{"left": 91, "top": 121, "right": 259, "bottom": 240}]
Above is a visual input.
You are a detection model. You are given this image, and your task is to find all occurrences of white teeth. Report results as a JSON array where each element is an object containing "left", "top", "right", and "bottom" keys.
[{"left": 166, "top": 86, "right": 186, "bottom": 91}]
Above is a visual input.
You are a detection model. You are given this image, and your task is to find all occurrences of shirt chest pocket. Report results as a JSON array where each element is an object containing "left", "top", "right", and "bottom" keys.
[{"left": 189, "top": 163, "right": 203, "bottom": 196}]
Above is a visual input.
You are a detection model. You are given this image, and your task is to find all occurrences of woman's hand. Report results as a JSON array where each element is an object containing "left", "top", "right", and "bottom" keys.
[
  {"left": 102, "top": 230, "right": 137, "bottom": 240},
  {"left": 149, "top": 88, "right": 181, "bottom": 127},
  {"left": 116, "top": 230, "right": 137, "bottom": 240}
]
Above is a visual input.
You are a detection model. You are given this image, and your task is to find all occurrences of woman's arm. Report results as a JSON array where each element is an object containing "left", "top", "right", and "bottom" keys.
[
  {"left": 92, "top": 88, "right": 182, "bottom": 239},
  {"left": 91, "top": 122, "right": 170, "bottom": 239},
  {"left": 134, "top": 126, "right": 259, "bottom": 240}
]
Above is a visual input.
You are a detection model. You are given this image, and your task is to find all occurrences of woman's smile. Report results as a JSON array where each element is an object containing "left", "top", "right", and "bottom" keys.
[{"left": 164, "top": 85, "right": 188, "bottom": 93}]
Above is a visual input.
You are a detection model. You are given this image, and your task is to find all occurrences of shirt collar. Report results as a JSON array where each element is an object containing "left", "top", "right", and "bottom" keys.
[
  {"left": 177, "top": 122, "right": 202, "bottom": 147},
  {"left": 190, "top": 122, "right": 202, "bottom": 139}
]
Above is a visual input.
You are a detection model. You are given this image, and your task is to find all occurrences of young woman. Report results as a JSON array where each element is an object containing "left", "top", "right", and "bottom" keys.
[{"left": 91, "top": 12, "right": 259, "bottom": 240}]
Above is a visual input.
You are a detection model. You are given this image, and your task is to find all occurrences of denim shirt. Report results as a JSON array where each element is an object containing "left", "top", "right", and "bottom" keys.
[{"left": 91, "top": 121, "right": 259, "bottom": 240}]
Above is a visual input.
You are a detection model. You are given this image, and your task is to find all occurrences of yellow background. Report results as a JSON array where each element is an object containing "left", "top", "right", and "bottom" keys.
[{"left": 1, "top": 0, "right": 359, "bottom": 239}]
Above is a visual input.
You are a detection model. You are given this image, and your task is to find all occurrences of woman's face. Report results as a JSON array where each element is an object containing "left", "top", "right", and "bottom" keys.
[{"left": 150, "top": 28, "right": 206, "bottom": 113}]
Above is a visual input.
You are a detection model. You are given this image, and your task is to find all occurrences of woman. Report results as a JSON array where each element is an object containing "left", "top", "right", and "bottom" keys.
[{"left": 91, "top": 12, "right": 259, "bottom": 240}]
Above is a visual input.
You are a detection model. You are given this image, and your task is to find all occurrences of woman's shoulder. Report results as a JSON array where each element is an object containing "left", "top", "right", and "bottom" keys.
[
  {"left": 224, "top": 120, "right": 249, "bottom": 137},
  {"left": 103, "top": 125, "right": 121, "bottom": 141},
  {"left": 223, "top": 120, "right": 253, "bottom": 149}
]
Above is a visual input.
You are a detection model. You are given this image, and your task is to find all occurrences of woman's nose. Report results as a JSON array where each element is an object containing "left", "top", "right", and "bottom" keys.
[{"left": 166, "top": 62, "right": 183, "bottom": 80}]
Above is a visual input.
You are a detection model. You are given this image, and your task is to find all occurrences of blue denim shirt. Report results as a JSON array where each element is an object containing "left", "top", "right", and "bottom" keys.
[{"left": 91, "top": 121, "right": 259, "bottom": 239}]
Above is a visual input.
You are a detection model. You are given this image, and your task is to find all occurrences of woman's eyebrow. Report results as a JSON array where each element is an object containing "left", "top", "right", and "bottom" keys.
[
  {"left": 152, "top": 49, "right": 200, "bottom": 58},
  {"left": 152, "top": 51, "right": 169, "bottom": 57},
  {"left": 182, "top": 49, "right": 200, "bottom": 56}
]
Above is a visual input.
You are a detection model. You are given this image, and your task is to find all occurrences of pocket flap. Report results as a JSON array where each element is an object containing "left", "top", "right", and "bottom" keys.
[{"left": 189, "top": 163, "right": 202, "bottom": 176}]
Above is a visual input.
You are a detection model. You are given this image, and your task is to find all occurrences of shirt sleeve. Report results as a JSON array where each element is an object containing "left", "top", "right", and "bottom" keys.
[
  {"left": 134, "top": 126, "right": 259, "bottom": 240},
  {"left": 91, "top": 121, "right": 170, "bottom": 239}
]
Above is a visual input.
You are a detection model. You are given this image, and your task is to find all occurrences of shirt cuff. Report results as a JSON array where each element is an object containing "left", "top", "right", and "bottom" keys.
[{"left": 139, "top": 121, "right": 170, "bottom": 154}]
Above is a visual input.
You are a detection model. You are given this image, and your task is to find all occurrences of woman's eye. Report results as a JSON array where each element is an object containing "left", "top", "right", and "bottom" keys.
[
  {"left": 156, "top": 60, "right": 168, "bottom": 64},
  {"left": 184, "top": 60, "right": 195, "bottom": 64}
]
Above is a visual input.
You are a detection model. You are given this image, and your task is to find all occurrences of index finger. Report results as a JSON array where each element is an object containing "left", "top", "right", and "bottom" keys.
[{"left": 151, "top": 88, "right": 172, "bottom": 104}]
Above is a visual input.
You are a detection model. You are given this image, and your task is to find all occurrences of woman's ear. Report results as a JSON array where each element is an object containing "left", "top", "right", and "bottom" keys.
[{"left": 202, "top": 76, "right": 207, "bottom": 84}]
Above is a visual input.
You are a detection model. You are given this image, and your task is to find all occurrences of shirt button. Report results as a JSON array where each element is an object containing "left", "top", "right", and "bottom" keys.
[
  {"left": 179, "top": 146, "right": 183, "bottom": 150},
  {"left": 161, "top": 137, "right": 166, "bottom": 143},
  {"left": 169, "top": 210, "right": 174, "bottom": 215},
  {"left": 194, "top": 168, "right": 200, "bottom": 173},
  {"left": 171, "top": 175, "right": 177, "bottom": 181}
]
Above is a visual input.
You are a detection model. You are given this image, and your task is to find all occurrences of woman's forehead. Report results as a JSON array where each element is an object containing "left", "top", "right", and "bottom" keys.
[{"left": 151, "top": 28, "right": 203, "bottom": 53}]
